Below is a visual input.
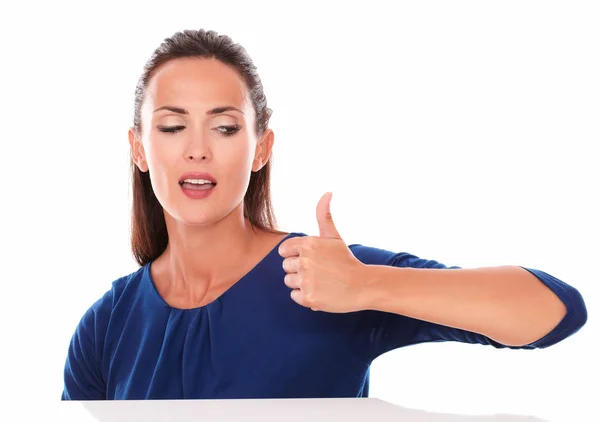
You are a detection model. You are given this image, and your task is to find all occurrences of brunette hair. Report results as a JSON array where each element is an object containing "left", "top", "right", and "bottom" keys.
[{"left": 129, "top": 29, "right": 277, "bottom": 266}]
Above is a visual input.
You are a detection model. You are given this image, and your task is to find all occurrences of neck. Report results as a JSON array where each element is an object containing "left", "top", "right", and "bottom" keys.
[{"left": 159, "top": 204, "right": 261, "bottom": 290}]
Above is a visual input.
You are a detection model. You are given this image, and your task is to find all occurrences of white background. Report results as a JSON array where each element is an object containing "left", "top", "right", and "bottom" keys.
[{"left": 0, "top": 1, "right": 598, "bottom": 421}]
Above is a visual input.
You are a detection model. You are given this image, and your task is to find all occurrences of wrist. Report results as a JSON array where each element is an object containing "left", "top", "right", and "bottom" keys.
[{"left": 356, "top": 264, "right": 401, "bottom": 312}]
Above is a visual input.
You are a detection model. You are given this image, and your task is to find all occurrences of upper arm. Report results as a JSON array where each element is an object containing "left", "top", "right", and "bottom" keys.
[
  {"left": 348, "top": 244, "right": 587, "bottom": 361},
  {"left": 62, "top": 292, "right": 112, "bottom": 400}
]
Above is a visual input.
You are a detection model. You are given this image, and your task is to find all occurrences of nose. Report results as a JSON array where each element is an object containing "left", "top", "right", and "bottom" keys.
[{"left": 183, "top": 128, "right": 211, "bottom": 162}]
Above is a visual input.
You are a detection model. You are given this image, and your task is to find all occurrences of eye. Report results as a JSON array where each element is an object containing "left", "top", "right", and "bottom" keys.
[
  {"left": 157, "top": 125, "right": 185, "bottom": 134},
  {"left": 215, "top": 125, "right": 242, "bottom": 137}
]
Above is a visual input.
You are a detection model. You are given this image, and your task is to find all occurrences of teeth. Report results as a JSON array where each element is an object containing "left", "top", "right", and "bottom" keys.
[{"left": 181, "top": 179, "right": 214, "bottom": 185}]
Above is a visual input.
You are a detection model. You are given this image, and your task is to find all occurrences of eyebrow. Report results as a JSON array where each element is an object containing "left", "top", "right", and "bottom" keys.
[{"left": 153, "top": 105, "right": 244, "bottom": 115}]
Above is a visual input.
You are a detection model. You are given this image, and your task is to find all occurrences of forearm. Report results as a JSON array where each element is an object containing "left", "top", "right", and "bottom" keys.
[{"left": 359, "top": 265, "right": 567, "bottom": 347}]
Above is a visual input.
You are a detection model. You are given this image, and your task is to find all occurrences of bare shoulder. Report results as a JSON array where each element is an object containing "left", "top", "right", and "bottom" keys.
[{"left": 256, "top": 229, "right": 290, "bottom": 254}]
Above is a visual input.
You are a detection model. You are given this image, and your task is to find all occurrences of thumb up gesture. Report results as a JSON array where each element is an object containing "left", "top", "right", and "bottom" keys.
[{"left": 278, "top": 192, "right": 368, "bottom": 312}]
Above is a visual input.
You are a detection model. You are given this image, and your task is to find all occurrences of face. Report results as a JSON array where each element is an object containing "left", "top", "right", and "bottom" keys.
[{"left": 129, "top": 57, "right": 274, "bottom": 226}]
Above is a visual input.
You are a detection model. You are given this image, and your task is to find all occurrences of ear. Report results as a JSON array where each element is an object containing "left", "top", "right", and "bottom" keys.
[
  {"left": 128, "top": 128, "right": 149, "bottom": 172},
  {"left": 252, "top": 128, "right": 275, "bottom": 172}
]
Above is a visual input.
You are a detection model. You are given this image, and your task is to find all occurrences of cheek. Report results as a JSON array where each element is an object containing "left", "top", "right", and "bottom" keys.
[
  {"left": 217, "top": 143, "right": 256, "bottom": 202},
  {"left": 220, "top": 140, "right": 255, "bottom": 174},
  {"left": 146, "top": 133, "right": 180, "bottom": 163},
  {"left": 144, "top": 139, "right": 179, "bottom": 185}
]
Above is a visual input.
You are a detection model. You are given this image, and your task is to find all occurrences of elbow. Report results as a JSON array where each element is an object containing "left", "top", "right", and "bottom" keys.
[
  {"left": 567, "top": 285, "right": 588, "bottom": 334},
  {"left": 497, "top": 284, "right": 587, "bottom": 349},
  {"left": 522, "top": 284, "right": 587, "bottom": 349},
  {"left": 520, "top": 267, "right": 588, "bottom": 348}
]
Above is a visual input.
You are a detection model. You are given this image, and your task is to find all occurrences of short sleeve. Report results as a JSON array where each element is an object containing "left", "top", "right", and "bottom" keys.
[
  {"left": 348, "top": 244, "right": 587, "bottom": 362},
  {"left": 61, "top": 292, "right": 112, "bottom": 400}
]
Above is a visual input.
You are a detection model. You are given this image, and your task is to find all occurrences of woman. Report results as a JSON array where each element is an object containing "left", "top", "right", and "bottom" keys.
[{"left": 61, "top": 29, "right": 587, "bottom": 400}]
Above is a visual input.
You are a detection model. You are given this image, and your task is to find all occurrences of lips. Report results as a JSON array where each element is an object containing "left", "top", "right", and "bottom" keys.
[{"left": 178, "top": 172, "right": 217, "bottom": 185}]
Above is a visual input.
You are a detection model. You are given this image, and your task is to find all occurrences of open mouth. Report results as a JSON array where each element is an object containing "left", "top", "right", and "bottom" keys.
[{"left": 179, "top": 179, "right": 217, "bottom": 191}]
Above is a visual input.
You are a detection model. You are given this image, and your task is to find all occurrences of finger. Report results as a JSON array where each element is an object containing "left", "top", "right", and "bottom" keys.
[
  {"left": 316, "top": 192, "right": 341, "bottom": 239},
  {"left": 282, "top": 257, "right": 301, "bottom": 274},
  {"left": 283, "top": 273, "right": 301, "bottom": 289},
  {"left": 290, "top": 289, "right": 307, "bottom": 307},
  {"left": 290, "top": 289, "right": 319, "bottom": 311},
  {"left": 278, "top": 237, "right": 315, "bottom": 258}
]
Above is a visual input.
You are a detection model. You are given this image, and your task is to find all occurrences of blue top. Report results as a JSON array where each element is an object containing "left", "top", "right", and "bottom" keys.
[{"left": 61, "top": 232, "right": 587, "bottom": 400}]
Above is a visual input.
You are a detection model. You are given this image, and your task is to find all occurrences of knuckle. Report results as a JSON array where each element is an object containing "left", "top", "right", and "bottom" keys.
[{"left": 299, "top": 257, "right": 310, "bottom": 270}]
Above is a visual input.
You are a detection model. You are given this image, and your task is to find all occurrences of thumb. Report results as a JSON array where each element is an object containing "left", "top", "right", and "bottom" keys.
[{"left": 316, "top": 192, "right": 341, "bottom": 239}]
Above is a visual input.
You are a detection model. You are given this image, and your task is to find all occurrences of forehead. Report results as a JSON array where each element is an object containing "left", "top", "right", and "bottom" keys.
[{"left": 144, "top": 57, "right": 250, "bottom": 111}]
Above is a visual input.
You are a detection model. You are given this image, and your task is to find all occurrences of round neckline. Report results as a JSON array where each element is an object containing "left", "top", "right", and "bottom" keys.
[{"left": 143, "top": 231, "right": 304, "bottom": 312}]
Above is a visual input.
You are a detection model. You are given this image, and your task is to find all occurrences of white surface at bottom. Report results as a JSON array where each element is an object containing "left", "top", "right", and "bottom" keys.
[{"left": 8, "top": 398, "right": 552, "bottom": 422}]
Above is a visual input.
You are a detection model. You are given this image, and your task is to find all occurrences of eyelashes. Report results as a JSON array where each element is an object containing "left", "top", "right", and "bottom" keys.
[
  {"left": 216, "top": 125, "right": 242, "bottom": 137},
  {"left": 158, "top": 125, "right": 185, "bottom": 134},
  {"left": 157, "top": 125, "right": 242, "bottom": 137}
]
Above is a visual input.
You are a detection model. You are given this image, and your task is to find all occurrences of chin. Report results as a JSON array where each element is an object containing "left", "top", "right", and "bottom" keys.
[
  {"left": 177, "top": 212, "right": 223, "bottom": 227},
  {"left": 162, "top": 193, "right": 243, "bottom": 228},
  {"left": 177, "top": 204, "right": 242, "bottom": 227}
]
